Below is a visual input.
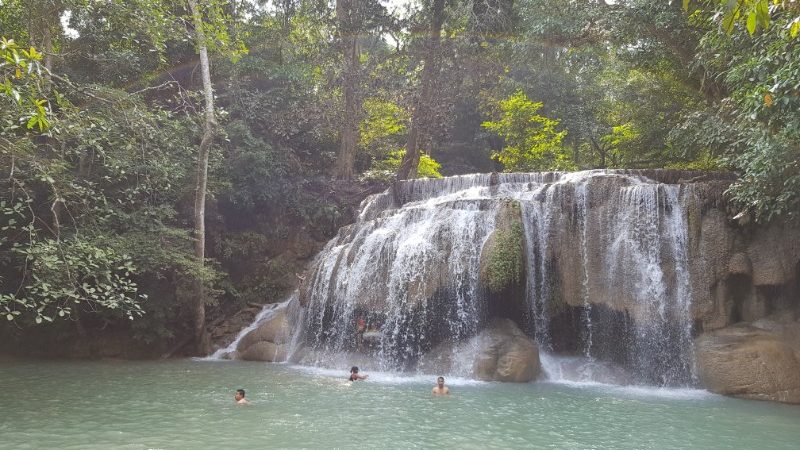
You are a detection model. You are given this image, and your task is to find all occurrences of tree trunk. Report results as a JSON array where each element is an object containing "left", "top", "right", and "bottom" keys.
[
  {"left": 187, "top": 0, "right": 216, "bottom": 355},
  {"left": 397, "top": 0, "right": 445, "bottom": 180},
  {"left": 26, "top": 0, "right": 61, "bottom": 85},
  {"left": 589, "top": 135, "right": 608, "bottom": 169},
  {"left": 334, "top": 0, "right": 361, "bottom": 180}
]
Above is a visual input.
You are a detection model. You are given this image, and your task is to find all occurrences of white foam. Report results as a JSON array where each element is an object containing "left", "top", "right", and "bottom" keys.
[
  {"left": 538, "top": 352, "right": 713, "bottom": 400},
  {"left": 287, "top": 365, "right": 486, "bottom": 386},
  {"left": 543, "top": 379, "right": 716, "bottom": 400}
]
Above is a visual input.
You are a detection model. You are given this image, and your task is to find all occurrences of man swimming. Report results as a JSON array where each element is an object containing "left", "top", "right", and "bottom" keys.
[
  {"left": 349, "top": 366, "right": 368, "bottom": 381},
  {"left": 234, "top": 389, "right": 250, "bottom": 404},
  {"left": 432, "top": 377, "right": 450, "bottom": 395}
]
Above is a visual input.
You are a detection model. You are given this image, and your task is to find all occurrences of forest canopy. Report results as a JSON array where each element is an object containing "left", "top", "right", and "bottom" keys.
[{"left": 1, "top": 0, "right": 798, "bottom": 350}]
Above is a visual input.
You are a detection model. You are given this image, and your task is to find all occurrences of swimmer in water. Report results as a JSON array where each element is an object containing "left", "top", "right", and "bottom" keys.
[
  {"left": 349, "top": 366, "right": 368, "bottom": 381},
  {"left": 432, "top": 376, "right": 450, "bottom": 395},
  {"left": 234, "top": 389, "right": 250, "bottom": 404}
]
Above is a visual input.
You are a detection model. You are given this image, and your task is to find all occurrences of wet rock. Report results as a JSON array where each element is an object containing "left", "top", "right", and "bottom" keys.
[
  {"left": 727, "top": 253, "right": 752, "bottom": 276},
  {"left": 695, "top": 324, "right": 800, "bottom": 404},
  {"left": 473, "top": 319, "right": 541, "bottom": 382},
  {"left": 208, "top": 306, "right": 262, "bottom": 352},
  {"left": 479, "top": 200, "right": 525, "bottom": 294},
  {"left": 746, "top": 221, "right": 800, "bottom": 287},
  {"left": 691, "top": 209, "right": 800, "bottom": 331},
  {"left": 239, "top": 341, "right": 288, "bottom": 362},
  {"left": 236, "top": 310, "right": 290, "bottom": 353},
  {"left": 750, "top": 314, "right": 800, "bottom": 359}
]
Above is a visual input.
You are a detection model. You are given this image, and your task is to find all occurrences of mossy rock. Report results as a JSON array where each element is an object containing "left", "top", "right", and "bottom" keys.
[{"left": 480, "top": 200, "right": 525, "bottom": 293}]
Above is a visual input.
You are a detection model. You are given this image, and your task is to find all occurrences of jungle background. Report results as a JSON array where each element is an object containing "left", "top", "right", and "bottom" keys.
[{"left": 0, "top": 0, "right": 798, "bottom": 356}]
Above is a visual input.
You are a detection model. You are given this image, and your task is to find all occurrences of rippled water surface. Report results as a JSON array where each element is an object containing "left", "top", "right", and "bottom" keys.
[{"left": 2, "top": 359, "right": 799, "bottom": 449}]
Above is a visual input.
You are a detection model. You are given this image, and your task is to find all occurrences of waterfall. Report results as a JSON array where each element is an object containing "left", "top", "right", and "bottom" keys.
[
  {"left": 227, "top": 170, "right": 703, "bottom": 386},
  {"left": 209, "top": 296, "right": 293, "bottom": 360},
  {"left": 576, "top": 181, "right": 593, "bottom": 358},
  {"left": 299, "top": 176, "right": 500, "bottom": 370},
  {"left": 604, "top": 184, "right": 696, "bottom": 385}
]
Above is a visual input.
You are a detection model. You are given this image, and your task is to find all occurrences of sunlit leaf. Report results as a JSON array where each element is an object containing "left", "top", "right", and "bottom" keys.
[{"left": 747, "top": 11, "right": 757, "bottom": 35}]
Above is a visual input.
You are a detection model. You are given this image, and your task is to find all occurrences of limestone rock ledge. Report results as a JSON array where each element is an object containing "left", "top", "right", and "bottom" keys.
[{"left": 695, "top": 317, "right": 800, "bottom": 404}]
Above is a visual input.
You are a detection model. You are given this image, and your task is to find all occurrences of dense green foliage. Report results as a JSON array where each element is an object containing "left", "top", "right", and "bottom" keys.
[
  {"left": 679, "top": 0, "right": 800, "bottom": 221},
  {"left": 482, "top": 91, "right": 570, "bottom": 171},
  {"left": 0, "top": 0, "right": 797, "bottom": 350}
]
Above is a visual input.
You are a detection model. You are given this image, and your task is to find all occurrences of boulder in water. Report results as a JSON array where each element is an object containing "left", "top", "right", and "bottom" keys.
[
  {"left": 237, "top": 310, "right": 290, "bottom": 351},
  {"left": 239, "top": 341, "right": 288, "bottom": 362},
  {"left": 473, "top": 319, "right": 541, "bottom": 382},
  {"left": 695, "top": 323, "right": 800, "bottom": 404}
]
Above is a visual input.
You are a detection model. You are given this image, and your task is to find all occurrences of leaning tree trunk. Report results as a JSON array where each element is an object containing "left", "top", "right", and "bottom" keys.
[
  {"left": 334, "top": 0, "right": 360, "bottom": 180},
  {"left": 187, "top": 0, "right": 216, "bottom": 355},
  {"left": 397, "top": 0, "right": 445, "bottom": 180}
]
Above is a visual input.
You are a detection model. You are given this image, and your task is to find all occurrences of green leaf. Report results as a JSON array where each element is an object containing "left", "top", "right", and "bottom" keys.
[
  {"left": 746, "top": 11, "right": 757, "bottom": 35},
  {"left": 26, "top": 116, "right": 39, "bottom": 129},
  {"left": 755, "top": 1, "right": 769, "bottom": 29},
  {"left": 790, "top": 19, "right": 800, "bottom": 39}
]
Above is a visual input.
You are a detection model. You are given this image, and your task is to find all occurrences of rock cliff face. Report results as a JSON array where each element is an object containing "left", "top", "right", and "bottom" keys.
[
  {"left": 227, "top": 170, "right": 800, "bottom": 403},
  {"left": 695, "top": 316, "right": 800, "bottom": 403},
  {"left": 688, "top": 210, "right": 800, "bottom": 332}
]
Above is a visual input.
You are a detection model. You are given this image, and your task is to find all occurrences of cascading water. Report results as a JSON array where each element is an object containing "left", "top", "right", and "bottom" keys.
[
  {"left": 604, "top": 183, "right": 696, "bottom": 385},
  {"left": 232, "top": 170, "right": 703, "bottom": 387},
  {"left": 209, "top": 295, "right": 294, "bottom": 360},
  {"left": 299, "top": 182, "right": 500, "bottom": 371},
  {"left": 515, "top": 172, "right": 696, "bottom": 385},
  {"left": 577, "top": 181, "right": 593, "bottom": 358}
]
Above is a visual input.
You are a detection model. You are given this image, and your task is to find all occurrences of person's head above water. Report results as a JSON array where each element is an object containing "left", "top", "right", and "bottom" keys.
[
  {"left": 432, "top": 376, "right": 449, "bottom": 395},
  {"left": 349, "top": 366, "right": 368, "bottom": 380},
  {"left": 235, "top": 389, "right": 246, "bottom": 402}
]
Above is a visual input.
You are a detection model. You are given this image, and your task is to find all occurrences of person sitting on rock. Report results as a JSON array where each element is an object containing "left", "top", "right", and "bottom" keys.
[
  {"left": 234, "top": 389, "right": 250, "bottom": 404},
  {"left": 349, "top": 366, "right": 368, "bottom": 381},
  {"left": 432, "top": 377, "right": 450, "bottom": 395}
]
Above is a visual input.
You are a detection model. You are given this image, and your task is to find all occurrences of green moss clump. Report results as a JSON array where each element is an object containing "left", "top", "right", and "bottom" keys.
[{"left": 485, "top": 213, "right": 525, "bottom": 293}]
